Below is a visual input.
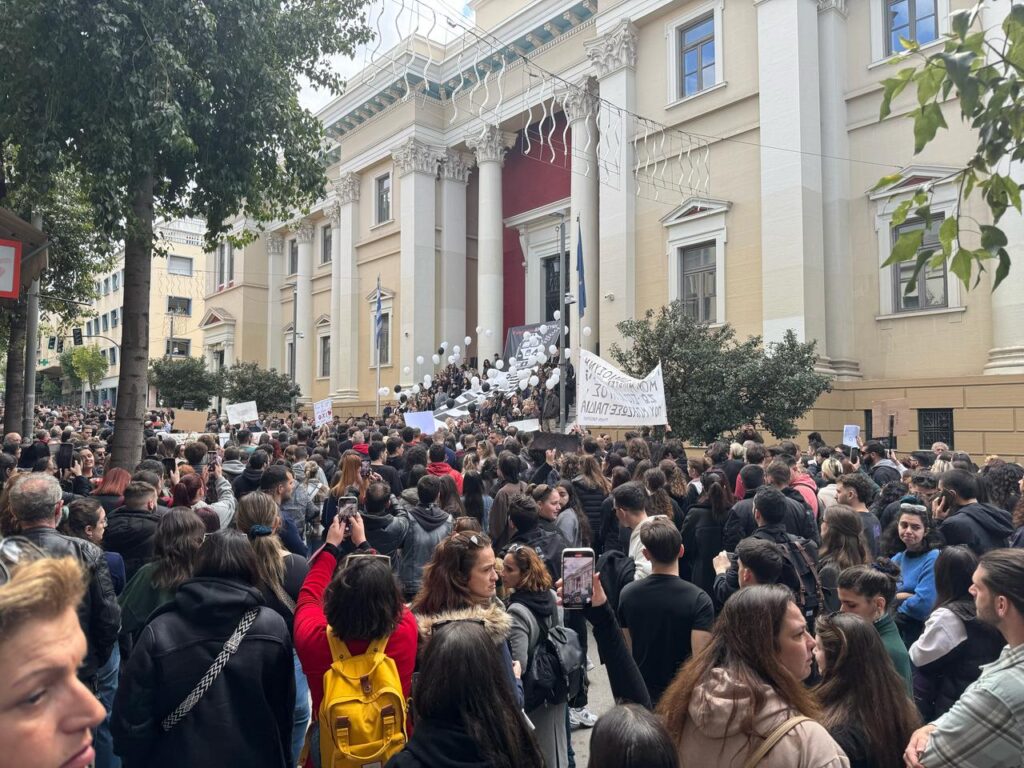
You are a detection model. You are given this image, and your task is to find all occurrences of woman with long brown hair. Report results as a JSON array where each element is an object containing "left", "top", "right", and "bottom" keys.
[
  {"left": 658, "top": 585, "right": 848, "bottom": 768},
  {"left": 813, "top": 612, "right": 920, "bottom": 768},
  {"left": 679, "top": 469, "right": 734, "bottom": 593},
  {"left": 321, "top": 452, "right": 367, "bottom": 529},
  {"left": 817, "top": 505, "right": 869, "bottom": 612}
]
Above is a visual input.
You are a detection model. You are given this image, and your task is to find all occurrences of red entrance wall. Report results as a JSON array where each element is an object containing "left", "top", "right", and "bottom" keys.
[{"left": 501, "top": 114, "right": 571, "bottom": 337}]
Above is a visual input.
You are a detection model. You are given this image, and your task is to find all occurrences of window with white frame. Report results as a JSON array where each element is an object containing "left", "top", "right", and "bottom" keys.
[
  {"left": 285, "top": 339, "right": 295, "bottom": 380},
  {"left": 679, "top": 242, "right": 717, "bottom": 323},
  {"left": 109, "top": 347, "right": 118, "bottom": 365},
  {"left": 166, "top": 338, "right": 191, "bottom": 357},
  {"left": 663, "top": 198, "right": 730, "bottom": 323},
  {"left": 891, "top": 217, "right": 947, "bottom": 312},
  {"left": 167, "top": 296, "right": 192, "bottom": 316},
  {"left": 666, "top": 1, "right": 724, "bottom": 105},
  {"left": 886, "top": 0, "right": 938, "bottom": 55},
  {"left": 111, "top": 309, "right": 119, "bottom": 327},
  {"left": 321, "top": 224, "right": 332, "bottom": 264},
  {"left": 168, "top": 255, "right": 193, "bottom": 276},
  {"left": 102, "top": 277, "right": 110, "bottom": 295},
  {"left": 871, "top": 167, "right": 963, "bottom": 317},
  {"left": 111, "top": 272, "right": 120, "bottom": 291},
  {"left": 319, "top": 334, "right": 331, "bottom": 378},
  {"left": 288, "top": 239, "right": 298, "bottom": 275},
  {"left": 375, "top": 174, "right": 392, "bottom": 224},
  {"left": 102, "top": 314, "right": 109, "bottom": 332},
  {"left": 215, "top": 243, "right": 234, "bottom": 287}
]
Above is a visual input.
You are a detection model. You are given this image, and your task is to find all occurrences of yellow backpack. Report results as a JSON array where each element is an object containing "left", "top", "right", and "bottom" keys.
[{"left": 318, "top": 630, "right": 408, "bottom": 768}]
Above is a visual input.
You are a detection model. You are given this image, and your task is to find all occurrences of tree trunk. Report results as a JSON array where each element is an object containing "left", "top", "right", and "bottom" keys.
[
  {"left": 3, "top": 302, "right": 27, "bottom": 435},
  {"left": 109, "top": 172, "right": 154, "bottom": 470}
]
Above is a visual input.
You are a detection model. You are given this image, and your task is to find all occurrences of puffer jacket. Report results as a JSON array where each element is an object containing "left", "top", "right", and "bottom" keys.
[
  {"left": 572, "top": 476, "right": 609, "bottom": 552},
  {"left": 677, "top": 668, "right": 849, "bottom": 768},
  {"left": 104, "top": 505, "right": 162, "bottom": 582},
  {"left": 111, "top": 578, "right": 294, "bottom": 768},
  {"left": 20, "top": 526, "right": 120, "bottom": 681}
]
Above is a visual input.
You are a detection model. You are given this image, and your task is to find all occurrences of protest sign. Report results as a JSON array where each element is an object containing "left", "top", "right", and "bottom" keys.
[
  {"left": 871, "top": 398, "right": 911, "bottom": 437},
  {"left": 174, "top": 409, "right": 208, "bottom": 434},
  {"left": 404, "top": 411, "right": 442, "bottom": 436},
  {"left": 313, "top": 398, "right": 333, "bottom": 427},
  {"left": 225, "top": 400, "right": 259, "bottom": 425},
  {"left": 530, "top": 432, "right": 582, "bottom": 454},
  {"left": 507, "top": 418, "right": 540, "bottom": 433},
  {"left": 575, "top": 350, "right": 668, "bottom": 427},
  {"left": 842, "top": 424, "right": 861, "bottom": 448}
]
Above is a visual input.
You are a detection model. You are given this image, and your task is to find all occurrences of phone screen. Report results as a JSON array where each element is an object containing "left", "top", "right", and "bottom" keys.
[
  {"left": 561, "top": 548, "right": 595, "bottom": 609},
  {"left": 162, "top": 457, "right": 177, "bottom": 475},
  {"left": 360, "top": 460, "right": 371, "bottom": 478},
  {"left": 337, "top": 495, "right": 359, "bottom": 521}
]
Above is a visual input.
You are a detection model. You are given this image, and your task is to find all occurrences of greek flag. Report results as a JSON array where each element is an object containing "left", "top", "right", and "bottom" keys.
[
  {"left": 576, "top": 219, "right": 587, "bottom": 318},
  {"left": 374, "top": 274, "right": 383, "bottom": 353}
]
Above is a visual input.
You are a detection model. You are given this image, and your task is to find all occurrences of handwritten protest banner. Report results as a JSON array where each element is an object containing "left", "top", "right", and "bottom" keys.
[
  {"left": 313, "top": 398, "right": 333, "bottom": 427},
  {"left": 576, "top": 350, "right": 668, "bottom": 427},
  {"left": 225, "top": 400, "right": 259, "bottom": 425}
]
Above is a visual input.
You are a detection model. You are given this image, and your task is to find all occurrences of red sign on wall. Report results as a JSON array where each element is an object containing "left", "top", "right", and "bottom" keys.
[{"left": 0, "top": 238, "right": 22, "bottom": 300}]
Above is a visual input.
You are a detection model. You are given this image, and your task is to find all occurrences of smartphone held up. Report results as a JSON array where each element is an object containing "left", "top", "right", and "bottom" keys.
[{"left": 561, "top": 548, "right": 595, "bottom": 609}]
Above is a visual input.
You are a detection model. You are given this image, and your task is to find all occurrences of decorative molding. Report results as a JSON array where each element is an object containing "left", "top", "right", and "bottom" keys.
[
  {"left": 441, "top": 149, "right": 474, "bottom": 183},
  {"left": 817, "top": 0, "right": 848, "bottom": 15},
  {"left": 391, "top": 138, "right": 444, "bottom": 177},
  {"left": 561, "top": 76, "right": 599, "bottom": 124},
  {"left": 293, "top": 220, "right": 315, "bottom": 244},
  {"left": 333, "top": 172, "right": 361, "bottom": 205},
  {"left": 585, "top": 20, "right": 638, "bottom": 78},
  {"left": 322, "top": 201, "right": 341, "bottom": 225},
  {"left": 265, "top": 233, "right": 285, "bottom": 257},
  {"left": 466, "top": 124, "right": 516, "bottom": 165}
]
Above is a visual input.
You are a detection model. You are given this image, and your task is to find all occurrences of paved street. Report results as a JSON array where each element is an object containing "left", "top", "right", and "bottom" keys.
[{"left": 570, "top": 627, "right": 614, "bottom": 766}]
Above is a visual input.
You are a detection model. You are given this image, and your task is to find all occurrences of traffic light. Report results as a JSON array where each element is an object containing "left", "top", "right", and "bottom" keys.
[
  {"left": 72, "top": 327, "right": 83, "bottom": 346},
  {"left": 56, "top": 338, "right": 64, "bottom": 352},
  {"left": 47, "top": 336, "right": 56, "bottom": 350}
]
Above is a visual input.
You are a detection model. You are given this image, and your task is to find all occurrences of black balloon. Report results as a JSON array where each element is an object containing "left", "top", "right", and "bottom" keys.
[
  {"left": 446, "top": 398, "right": 456, "bottom": 409},
  {"left": 399, "top": 393, "right": 408, "bottom": 403},
  {"left": 394, "top": 384, "right": 402, "bottom": 393},
  {"left": 481, "top": 382, "right": 491, "bottom": 392},
  {"left": 438, "top": 347, "right": 445, "bottom": 356}
]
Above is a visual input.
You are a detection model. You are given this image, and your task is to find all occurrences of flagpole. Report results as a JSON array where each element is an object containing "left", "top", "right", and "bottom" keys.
[{"left": 375, "top": 275, "right": 382, "bottom": 417}]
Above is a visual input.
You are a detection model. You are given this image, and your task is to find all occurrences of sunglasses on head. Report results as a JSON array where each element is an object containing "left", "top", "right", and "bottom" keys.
[{"left": 453, "top": 532, "right": 485, "bottom": 548}]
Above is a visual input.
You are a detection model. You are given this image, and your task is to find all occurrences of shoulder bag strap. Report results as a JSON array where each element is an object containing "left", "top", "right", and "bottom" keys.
[
  {"left": 161, "top": 607, "right": 260, "bottom": 732},
  {"left": 742, "top": 716, "right": 813, "bottom": 768}
]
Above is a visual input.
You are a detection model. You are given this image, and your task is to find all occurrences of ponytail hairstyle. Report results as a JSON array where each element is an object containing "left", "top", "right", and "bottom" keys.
[
  {"left": 235, "top": 491, "right": 293, "bottom": 611},
  {"left": 171, "top": 472, "right": 205, "bottom": 507},
  {"left": 837, "top": 559, "right": 900, "bottom": 613},
  {"left": 578, "top": 455, "right": 611, "bottom": 494},
  {"left": 643, "top": 468, "right": 674, "bottom": 519},
  {"left": 697, "top": 470, "right": 734, "bottom": 523}
]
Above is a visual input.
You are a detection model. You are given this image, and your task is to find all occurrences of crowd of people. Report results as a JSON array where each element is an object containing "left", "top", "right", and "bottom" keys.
[{"left": 1, "top": 404, "right": 1023, "bottom": 768}]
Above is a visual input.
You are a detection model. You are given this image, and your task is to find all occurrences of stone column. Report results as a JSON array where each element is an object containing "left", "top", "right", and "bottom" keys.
[
  {"left": 331, "top": 173, "right": 361, "bottom": 398},
  {"left": 983, "top": 0, "right": 1024, "bottom": 373},
  {"left": 265, "top": 234, "right": 285, "bottom": 370},
  {"left": 294, "top": 220, "right": 315, "bottom": 402},
  {"left": 467, "top": 124, "right": 515, "bottom": 363},
  {"left": 586, "top": 20, "right": 637, "bottom": 352},
  {"left": 818, "top": 0, "right": 860, "bottom": 377},
  {"left": 563, "top": 76, "right": 601, "bottom": 353},
  {"left": 756, "top": 0, "right": 829, "bottom": 360},
  {"left": 440, "top": 150, "right": 472, "bottom": 351},
  {"left": 393, "top": 139, "right": 444, "bottom": 382}
]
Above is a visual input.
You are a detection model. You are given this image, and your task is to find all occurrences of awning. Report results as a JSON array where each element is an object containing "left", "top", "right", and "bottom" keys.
[{"left": 0, "top": 207, "right": 49, "bottom": 293}]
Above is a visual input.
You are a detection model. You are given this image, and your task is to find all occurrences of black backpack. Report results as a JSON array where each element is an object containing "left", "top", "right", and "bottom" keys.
[
  {"left": 775, "top": 535, "right": 825, "bottom": 625},
  {"left": 597, "top": 548, "right": 637, "bottom": 613},
  {"left": 511, "top": 605, "right": 588, "bottom": 710}
]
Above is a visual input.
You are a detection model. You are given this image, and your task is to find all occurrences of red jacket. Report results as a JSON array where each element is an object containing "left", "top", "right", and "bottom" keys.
[
  {"left": 294, "top": 545, "right": 418, "bottom": 719},
  {"left": 426, "top": 461, "right": 463, "bottom": 493}
]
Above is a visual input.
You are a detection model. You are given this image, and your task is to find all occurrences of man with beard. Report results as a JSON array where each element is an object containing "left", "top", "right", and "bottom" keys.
[{"left": 905, "top": 549, "right": 1024, "bottom": 768}]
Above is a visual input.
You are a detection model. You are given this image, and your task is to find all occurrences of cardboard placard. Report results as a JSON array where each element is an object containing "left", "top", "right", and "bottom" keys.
[
  {"left": 174, "top": 409, "right": 209, "bottom": 434},
  {"left": 225, "top": 400, "right": 259, "bottom": 425},
  {"left": 530, "top": 432, "right": 582, "bottom": 454},
  {"left": 871, "top": 398, "right": 911, "bottom": 438},
  {"left": 507, "top": 418, "right": 541, "bottom": 433},
  {"left": 842, "top": 424, "right": 861, "bottom": 448},
  {"left": 313, "top": 398, "right": 333, "bottom": 427},
  {"left": 404, "top": 410, "right": 442, "bottom": 436}
]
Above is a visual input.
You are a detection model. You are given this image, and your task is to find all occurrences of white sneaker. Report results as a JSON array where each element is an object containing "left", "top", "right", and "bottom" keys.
[
  {"left": 586, "top": 655, "right": 595, "bottom": 671},
  {"left": 570, "top": 706, "right": 598, "bottom": 728}
]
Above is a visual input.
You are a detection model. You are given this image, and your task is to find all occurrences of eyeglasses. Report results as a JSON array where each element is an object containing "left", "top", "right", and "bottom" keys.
[{"left": 0, "top": 537, "right": 48, "bottom": 587}]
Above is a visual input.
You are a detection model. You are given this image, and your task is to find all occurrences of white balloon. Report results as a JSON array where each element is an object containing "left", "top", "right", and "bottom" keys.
[
  {"left": 549, "top": 345, "right": 558, "bottom": 356},
  {"left": 447, "top": 355, "right": 454, "bottom": 364},
  {"left": 464, "top": 336, "right": 472, "bottom": 346},
  {"left": 564, "top": 325, "right": 570, "bottom": 335},
  {"left": 553, "top": 310, "right": 561, "bottom": 320},
  {"left": 412, "top": 384, "right": 421, "bottom": 394},
  {"left": 485, "top": 329, "right": 493, "bottom": 337},
  {"left": 471, "top": 376, "right": 480, "bottom": 387},
  {"left": 423, "top": 375, "right": 432, "bottom": 387},
  {"left": 416, "top": 355, "right": 424, "bottom": 365},
  {"left": 529, "top": 375, "right": 540, "bottom": 387},
  {"left": 475, "top": 326, "right": 482, "bottom": 333},
  {"left": 487, "top": 368, "right": 498, "bottom": 379},
  {"left": 546, "top": 378, "right": 556, "bottom": 390},
  {"left": 453, "top": 345, "right": 460, "bottom": 354},
  {"left": 518, "top": 379, "right": 529, "bottom": 391},
  {"left": 539, "top": 324, "right": 548, "bottom": 333},
  {"left": 536, "top": 351, "right": 547, "bottom": 363},
  {"left": 495, "top": 360, "right": 505, "bottom": 370},
  {"left": 441, "top": 341, "right": 448, "bottom": 350},
  {"left": 583, "top": 326, "right": 592, "bottom": 337},
  {"left": 432, "top": 354, "right": 441, "bottom": 365},
  {"left": 378, "top": 387, "right": 389, "bottom": 396},
  {"left": 403, "top": 366, "right": 411, "bottom": 374}
]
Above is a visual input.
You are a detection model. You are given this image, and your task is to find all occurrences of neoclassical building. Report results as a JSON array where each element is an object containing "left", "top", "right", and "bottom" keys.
[{"left": 204, "top": 0, "right": 1024, "bottom": 457}]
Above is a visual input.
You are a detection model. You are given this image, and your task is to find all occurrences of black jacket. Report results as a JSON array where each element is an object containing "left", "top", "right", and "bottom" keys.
[
  {"left": 939, "top": 502, "right": 1014, "bottom": 555},
  {"left": 723, "top": 491, "right": 817, "bottom": 551},
  {"left": 111, "top": 578, "right": 294, "bottom": 768},
  {"left": 723, "top": 492, "right": 758, "bottom": 552},
  {"left": 20, "top": 526, "right": 120, "bottom": 681},
  {"left": 681, "top": 502, "right": 729, "bottom": 595},
  {"left": 386, "top": 718, "right": 491, "bottom": 768},
  {"left": 231, "top": 467, "right": 264, "bottom": 500},
  {"left": 104, "top": 506, "right": 162, "bottom": 582},
  {"left": 506, "top": 526, "right": 566, "bottom": 581},
  {"left": 571, "top": 476, "right": 608, "bottom": 552}
]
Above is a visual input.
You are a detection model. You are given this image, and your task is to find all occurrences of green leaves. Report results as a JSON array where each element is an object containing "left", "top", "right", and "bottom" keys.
[
  {"left": 912, "top": 103, "right": 948, "bottom": 153},
  {"left": 883, "top": 228, "right": 924, "bottom": 267},
  {"left": 880, "top": 67, "right": 915, "bottom": 120}
]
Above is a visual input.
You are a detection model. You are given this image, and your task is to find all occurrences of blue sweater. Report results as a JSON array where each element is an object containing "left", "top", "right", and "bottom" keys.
[{"left": 892, "top": 548, "right": 939, "bottom": 621}]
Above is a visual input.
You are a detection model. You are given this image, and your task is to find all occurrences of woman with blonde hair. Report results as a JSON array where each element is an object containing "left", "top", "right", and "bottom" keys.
[
  {"left": 817, "top": 457, "right": 845, "bottom": 511},
  {"left": 0, "top": 554, "right": 106, "bottom": 768}
]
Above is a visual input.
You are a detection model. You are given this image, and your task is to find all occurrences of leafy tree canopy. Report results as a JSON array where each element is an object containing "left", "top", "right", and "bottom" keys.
[
  {"left": 877, "top": 4, "right": 1024, "bottom": 291},
  {"left": 222, "top": 361, "right": 300, "bottom": 413},
  {"left": 610, "top": 302, "right": 833, "bottom": 445},
  {"left": 70, "top": 345, "right": 109, "bottom": 392},
  {"left": 149, "top": 356, "right": 222, "bottom": 410}
]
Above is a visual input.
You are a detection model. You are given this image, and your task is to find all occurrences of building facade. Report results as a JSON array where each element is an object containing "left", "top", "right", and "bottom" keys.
[
  {"left": 37, "top": 218, "right": 209, "bottom": 407},
  {"left": 207, "top": 0, "right": 1024, "bottom": 457}
]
